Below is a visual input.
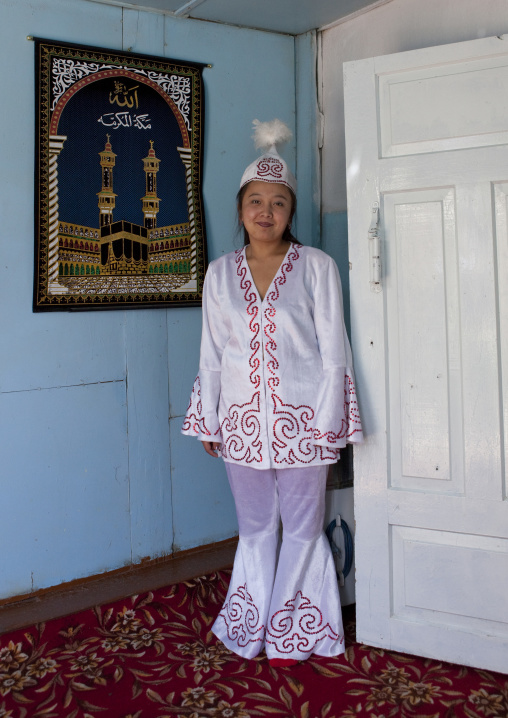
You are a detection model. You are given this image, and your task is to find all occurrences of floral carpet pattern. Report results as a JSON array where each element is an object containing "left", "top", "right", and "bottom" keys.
[{"left": 0, "top": 570, "right": 506, "bottom": 718}]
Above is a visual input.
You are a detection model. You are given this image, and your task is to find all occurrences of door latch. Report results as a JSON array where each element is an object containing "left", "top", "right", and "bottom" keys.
[{"left": 368, "top": 202, "right": 382, "bottom": 292}]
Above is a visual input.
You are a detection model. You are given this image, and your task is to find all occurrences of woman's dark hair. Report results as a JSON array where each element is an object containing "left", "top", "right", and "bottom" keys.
[{"left": 236, "top": 184, "right": 301, "bottom": 246}]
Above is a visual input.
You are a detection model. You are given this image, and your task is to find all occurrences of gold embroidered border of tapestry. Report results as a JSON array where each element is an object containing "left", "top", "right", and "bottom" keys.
[{"left": 34, "top": 38, "right": 207, "bottom": 311}]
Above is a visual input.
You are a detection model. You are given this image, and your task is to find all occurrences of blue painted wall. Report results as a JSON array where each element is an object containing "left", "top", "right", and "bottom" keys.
[
  {"left": 0, "top": 0, "right": 306, "bottom": 600},
  {"left": 295, "top": 31, "right": 320, "bottom": 249},
  {"left": 322, "top": 211, "right": 351, "bottom": 335}
]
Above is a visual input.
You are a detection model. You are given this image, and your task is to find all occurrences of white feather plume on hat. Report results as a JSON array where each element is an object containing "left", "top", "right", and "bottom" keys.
[
  {"left": 252, "top": 118, "right": 293, "bottom": 151},
  {"left": 240, "top": 118, "right": 296, "bottom": 192}
]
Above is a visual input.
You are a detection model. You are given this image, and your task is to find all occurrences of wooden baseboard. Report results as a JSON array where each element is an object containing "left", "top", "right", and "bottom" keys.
[{"left": 0, "top": 537, "right": 238, "bottom": 635}]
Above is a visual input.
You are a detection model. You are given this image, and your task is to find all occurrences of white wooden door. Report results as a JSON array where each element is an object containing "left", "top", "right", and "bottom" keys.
[{"left": 344, "top": 35, "right": 508, "bottom": 673}]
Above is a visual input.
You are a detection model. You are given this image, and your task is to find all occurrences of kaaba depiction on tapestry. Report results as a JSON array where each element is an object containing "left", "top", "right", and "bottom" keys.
[{"left": 34, "top": 38, "right": 207, "bottom": 310}]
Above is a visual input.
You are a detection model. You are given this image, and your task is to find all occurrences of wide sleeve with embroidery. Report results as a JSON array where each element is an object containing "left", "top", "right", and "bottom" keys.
[
  {"left": 181, "top": 263, "right": 229, "bottom": 442},
  {"left": 311, "top": 256, "right": 363, "bottom": 449}
]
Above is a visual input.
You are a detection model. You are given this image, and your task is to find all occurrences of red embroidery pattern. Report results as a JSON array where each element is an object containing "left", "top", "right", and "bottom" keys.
[
  {"left": 262, "top": 246, "right": 360, "bottom": 459},
  {"left": 311, "top": 371, "right": 362, "bottom": 445},
  {"left": 218, "top": 584, "right": 265, "bottom": 647},
  {"left": 345, "top": 371, "right": 362, "bottom": 439},
  {"left": 272, "top": 393, "right": 318, "bottom": 465},
  {"left": 262, "top": 244, "right": 336, "bottom": 464},
  {"left": 219, "top": 252, "right": 263, "bottom": 464},
  {"left": 264, "top": 245, "right": 299, "bottom": 394},
  {"left": 221, "top": 392, "right": 262, "bottom": 464},
  {"left": 256, "top": 156, "right": 284, "bottom": 180},
  {"left": 182, "top": 376, "right": 215, "bottom": 437},
  {"left": 227, "top": 244, "right": 360, "bottom": 464},
  {"left": 252, "top": 244, "right": 326, "bottom": 465},
  {"left": 235, "top": 249, "right": 261, "bottom": 389},
  {"left": 265, "top": 591, "right": 343, "bottom": 655}
]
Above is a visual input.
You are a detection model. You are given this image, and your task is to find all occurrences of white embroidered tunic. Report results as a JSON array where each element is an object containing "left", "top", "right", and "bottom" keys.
[{"left": 182, "top": 243, "right": 362, "bottom": 468}]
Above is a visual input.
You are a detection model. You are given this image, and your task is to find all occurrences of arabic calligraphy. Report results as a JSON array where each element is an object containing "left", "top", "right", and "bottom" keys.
[
  {"left": 98, "top": 112, "right": 152, "bottom": 129},
  {"left": 109, "top": 81, "right": 139, "bottom": 109},
  {"left": 50, "top": 60, "right": 192, "bottom": 128}
]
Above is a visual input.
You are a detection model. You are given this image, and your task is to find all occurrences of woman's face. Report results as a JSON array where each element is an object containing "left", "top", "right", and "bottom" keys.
[{"left": 239, "top": 181, "right": 293, "bottom": 245}]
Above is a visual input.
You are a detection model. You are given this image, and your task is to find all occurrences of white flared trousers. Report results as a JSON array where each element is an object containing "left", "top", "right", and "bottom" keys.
[{"left": 212, "top": 464, "right": 345, "bottom": 661}]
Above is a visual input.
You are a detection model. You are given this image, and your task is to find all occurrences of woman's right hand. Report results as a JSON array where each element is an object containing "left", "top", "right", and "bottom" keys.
[{"left": 202, "top": 441, "right": 221, "bottom": 458}]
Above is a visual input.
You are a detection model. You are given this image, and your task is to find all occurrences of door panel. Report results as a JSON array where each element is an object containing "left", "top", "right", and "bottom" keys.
[
  {"left": 494, "top": 182, "right": 508, "bottom": 501},
  {"left": 384, "top": 188, "right": 463, "bottom": 492},
  {"left": 391, "top": 527, "right": 508, "bottom": 631},
  {"left": 378, "top": 56, "right": 508, "bottom": 156},
  {"left": 345, "top": 35, "right": 508, "bottom": 673}
]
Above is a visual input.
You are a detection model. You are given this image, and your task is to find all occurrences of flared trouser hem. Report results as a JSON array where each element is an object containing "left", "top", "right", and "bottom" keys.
[{"left": 212, "top": 464, "right": 345, "bottom": 662}]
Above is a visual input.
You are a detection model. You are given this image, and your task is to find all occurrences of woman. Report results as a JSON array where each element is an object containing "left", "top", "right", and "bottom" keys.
[{"left": 182, "top": 119, "right": 362, "bottom": 666}]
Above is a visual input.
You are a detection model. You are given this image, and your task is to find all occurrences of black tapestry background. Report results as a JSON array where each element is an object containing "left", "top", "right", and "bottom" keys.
[{"left": 34, "top": 38, "right": 207, "bottom": 311}]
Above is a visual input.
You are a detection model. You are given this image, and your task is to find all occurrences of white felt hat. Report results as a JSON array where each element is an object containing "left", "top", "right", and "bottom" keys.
[{"left": 239, "top": 119, "right": 296, "bottom": 193}]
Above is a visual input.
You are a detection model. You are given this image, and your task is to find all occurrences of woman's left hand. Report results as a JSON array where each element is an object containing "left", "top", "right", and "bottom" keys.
[{"left": 202, "top": 441, "right": 221, "bottom": 458}]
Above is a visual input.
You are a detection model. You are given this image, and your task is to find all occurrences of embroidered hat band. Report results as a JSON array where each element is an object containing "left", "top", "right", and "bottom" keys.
[{"left": 239, "top": 119, "right": 297, "bottom": 193}]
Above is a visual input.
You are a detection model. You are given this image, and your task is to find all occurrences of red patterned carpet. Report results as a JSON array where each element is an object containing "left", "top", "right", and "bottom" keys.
[{"left": 0, "top": 570, "right": 506, "bottom": 718}]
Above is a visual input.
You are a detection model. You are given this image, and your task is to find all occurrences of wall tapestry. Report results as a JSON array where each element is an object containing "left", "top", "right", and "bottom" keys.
[{"left": 34, "top": 38, "right": 207, "bottom": 311}]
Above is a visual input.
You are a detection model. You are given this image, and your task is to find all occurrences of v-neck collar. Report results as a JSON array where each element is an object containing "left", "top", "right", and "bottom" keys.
[{"left": 242, "top": 242, "right": 294, "bottom": 304}]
